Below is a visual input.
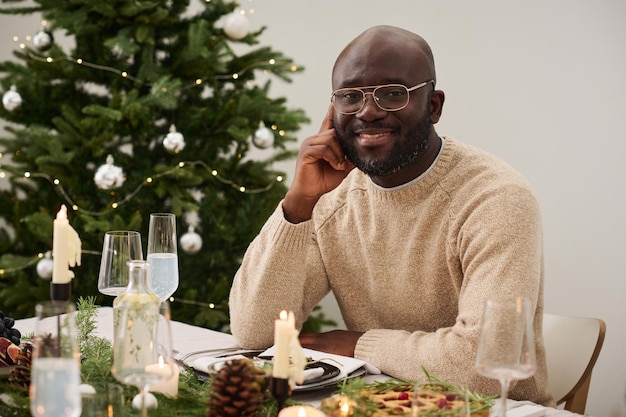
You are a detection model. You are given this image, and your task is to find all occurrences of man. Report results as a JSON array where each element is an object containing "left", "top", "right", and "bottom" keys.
[{"left": 229, "top": 25, "right": 553, "bottom": 405}]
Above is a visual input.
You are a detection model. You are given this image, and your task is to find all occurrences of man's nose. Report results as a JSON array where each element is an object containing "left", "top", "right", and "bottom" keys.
[{"left": 356, "top": 92, "right": 386, "bottom": 120}]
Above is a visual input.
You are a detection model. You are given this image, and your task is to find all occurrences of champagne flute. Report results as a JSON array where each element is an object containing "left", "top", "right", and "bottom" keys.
[
  {"left": 112, "top": 296, "right": 175, "bottom": 417},
  {"left": 29, "top": 301, "right": 82, "bottom": 417},
  {"left": 475, "top": 296, "right": 537, "bottom": 417},
  {"left": 98, "top": 230, "right": 143, "bottom": 296},
  {"left": 146, "top": 213, "right": 179, "bottom": 301}
]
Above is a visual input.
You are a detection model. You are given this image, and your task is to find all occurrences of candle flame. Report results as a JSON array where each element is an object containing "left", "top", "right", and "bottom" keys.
[
  {"left": 339, "top": 397, "right": 352, "bottom": 414},
  {"left": 56, "top": 204, "right": 68, "bottom": 220},
  {"left": 279, "top": 310, "right": 288, "bottom": 321}
]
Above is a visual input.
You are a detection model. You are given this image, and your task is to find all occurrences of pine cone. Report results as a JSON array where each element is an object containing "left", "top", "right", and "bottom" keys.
[
  {"left": 36, "top": 332, "right": 59, "bottom": 358},
  {"left": 8, "top": 342, "right": 33, "bottom": 388},
  {"left": 206, "top": 358, "right": 268, "bottom": 417}
]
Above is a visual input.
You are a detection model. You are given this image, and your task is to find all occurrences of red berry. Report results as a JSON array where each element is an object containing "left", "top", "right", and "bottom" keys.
[{"left": 397, "top": 392, "right": 409, "bottom": 400}]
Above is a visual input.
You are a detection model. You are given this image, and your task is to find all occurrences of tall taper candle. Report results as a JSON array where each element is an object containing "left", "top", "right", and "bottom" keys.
[
  {"left": 52, "top": 204, "right": 82, "bottom": 284},
  {"left": 273, "top": 310, "right": 291, "bottom": 379}
]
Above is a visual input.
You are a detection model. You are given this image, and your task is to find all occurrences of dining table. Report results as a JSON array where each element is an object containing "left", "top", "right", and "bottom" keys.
[{"left": 13, "top": 306, "right": 584, "bottom": 417}]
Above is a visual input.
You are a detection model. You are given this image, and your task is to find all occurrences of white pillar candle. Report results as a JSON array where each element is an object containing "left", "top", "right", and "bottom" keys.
[
  {"left": 52, "top": 205, "right": 81, "bottom": 284},
  {"left": 273, "top": 310, "right": 291, "bottom": 379},
  {"left": 277, "top": 405, "right": 326, "bottom": 417},
  {"left": 145, "top": 361, "right": 179, "bottom": 398}
]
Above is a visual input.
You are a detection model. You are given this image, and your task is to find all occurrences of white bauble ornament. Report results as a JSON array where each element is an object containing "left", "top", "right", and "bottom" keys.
[
  {"left": 180, "top": 226, "right": 202, "bottom": 255},
  {"left": 252, "top": 121, "right": 274, "bottom": 149},
  {"left": 2, "top": 86, "right": 22, "bottom": 111},
  {"left": 33, "top": 30, "right": 53, "bottom": 50},
  {"left": 94, "top": 155, "right": 125, "bottom": 190},
  {"left": 223, "top": 13, "right": 249, "bottom": 40},
  {"left": 163, "top": 124, "right": 185, "bottom": 154},
  {"left": 132, "top": 392, "right": 158, "bottom": 411},
  {"left": 36, "top": 252, "right": 53, "bottom": 280},
  {"left": 79, "top": 384, "right": 96, "bottom": 395}
]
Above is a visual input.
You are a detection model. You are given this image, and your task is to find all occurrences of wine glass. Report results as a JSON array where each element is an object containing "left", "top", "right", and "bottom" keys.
[
  {"left": 98, "top": 230, "right": 143, "bottom": 296},
  {"left": 112, "top": 298, "right": 175, "bottom": 417},
  {"left": 29, "top": 301, "right": 82, "bottom": 417},
  {"left": 146, "top": 213, "right": 179, "bottom": 301},
  {"left": 475, "top": 296, "right": 537, "bottom": 417}
]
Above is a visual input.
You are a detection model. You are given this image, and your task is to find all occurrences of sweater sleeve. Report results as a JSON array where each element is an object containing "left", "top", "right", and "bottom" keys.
[{"left": 229, "top": 201, "right": 331, "bottom": 349}]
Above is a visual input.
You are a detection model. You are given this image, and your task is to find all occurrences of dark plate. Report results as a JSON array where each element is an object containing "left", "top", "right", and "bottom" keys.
[
  {"left": 191, "top": 355, "right": 341, "bottom": 388},
  {"left": 300, "top": 361, "right": 340, "bottom": 385}
]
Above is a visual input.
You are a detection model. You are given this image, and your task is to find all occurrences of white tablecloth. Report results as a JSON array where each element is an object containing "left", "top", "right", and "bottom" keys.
[{"left": 15, "top": 307, "right": 582, "bottom": 417}]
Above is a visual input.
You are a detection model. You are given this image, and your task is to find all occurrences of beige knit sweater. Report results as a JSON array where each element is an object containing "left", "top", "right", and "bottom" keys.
[{"left": 229, "top": 137, "right": 554, "bottom": 406}]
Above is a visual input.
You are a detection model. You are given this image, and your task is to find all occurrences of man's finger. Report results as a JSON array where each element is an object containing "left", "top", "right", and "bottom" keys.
[{"left": 319, "top": 104, "right": 335, "bottom": 132}]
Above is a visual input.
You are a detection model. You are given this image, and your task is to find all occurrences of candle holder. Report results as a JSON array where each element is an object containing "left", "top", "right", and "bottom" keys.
[
  {"left": 270, "top": 377, "right": 291, "bottom": 411},
  {"left": 50, "top": 282, "right": 71, "bottom": 302}
]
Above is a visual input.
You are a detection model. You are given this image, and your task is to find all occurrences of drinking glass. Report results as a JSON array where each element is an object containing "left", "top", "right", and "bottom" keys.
[
  {"left": 29, "top": 301, "right": 82, "bottom": 417},
  {"left": 474, "top": 296, "right": 537, "bottom": 417},
  {"left": 146, "top": 213, "right": 179, "bottom": 301},
  {"left": 98, "top": 230, "right": 143, "bottom": 296},
  {"left": 112, "top": 300, "right": 175, "bottom": 417}
]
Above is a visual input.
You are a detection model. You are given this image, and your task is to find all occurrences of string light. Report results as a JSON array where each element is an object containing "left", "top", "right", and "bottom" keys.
[
  {"left": 169, "top": 297, "right": 217, "bottom": 309},
  {"left": 0, "top": 253, "right": 42, "bottom": 277},
  {"left": 15, "top": 159, "right": 284, "bottom": 217},
  {"left": 12, "top": 36, "right": 300, "bottom": 90}
]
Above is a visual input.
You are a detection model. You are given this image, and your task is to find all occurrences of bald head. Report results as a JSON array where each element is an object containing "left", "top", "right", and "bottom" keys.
[{"left": 333, "top": 25, "right": 436, "bottom": 87}]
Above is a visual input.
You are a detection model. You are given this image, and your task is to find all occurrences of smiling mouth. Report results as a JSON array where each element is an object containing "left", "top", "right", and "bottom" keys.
[{"left": 356, "top": 131, "right": 393, "bottom": 146}]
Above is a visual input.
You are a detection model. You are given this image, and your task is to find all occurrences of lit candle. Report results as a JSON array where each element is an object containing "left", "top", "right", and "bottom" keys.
[
  {"left": 322, "top": 395, "right": 357, "bottom": 417},
  {"left": 277, "top": 405, "right": 326, "bottom": 417},
  {"left": 52, "top": 204, "right": 81, "bottom": 284},
  {"left": 273, "top": 310, "right": 291, "bottom": 379},
  {"left": 338, "top": 396, "right": 355, "bottom": 416},
  {"left": 145, "top": 358, "right": 178, "bottom": 398}
]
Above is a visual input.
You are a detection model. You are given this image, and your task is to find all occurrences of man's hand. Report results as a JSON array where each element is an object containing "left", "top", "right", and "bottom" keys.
[
  {"left": 299, "top": 330, "right": 364, "bottom": 358},
  {"left": 282, "top": 105, "right": 355, "bottom": 223}
]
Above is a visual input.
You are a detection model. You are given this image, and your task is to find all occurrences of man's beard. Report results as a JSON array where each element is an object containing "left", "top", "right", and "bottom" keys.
[{"left": 338, "top": 112, "right": 432, "bottom": 177}]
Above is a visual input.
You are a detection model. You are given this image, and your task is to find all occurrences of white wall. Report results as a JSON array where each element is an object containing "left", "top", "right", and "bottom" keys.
[{"left": 2, "top": 2, "right": 625, "bottom": 416}]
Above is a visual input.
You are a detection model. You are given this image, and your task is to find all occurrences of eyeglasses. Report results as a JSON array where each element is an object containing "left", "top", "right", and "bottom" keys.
[{"left": 330, "top": 80, "right": 435, "bottom": 115}]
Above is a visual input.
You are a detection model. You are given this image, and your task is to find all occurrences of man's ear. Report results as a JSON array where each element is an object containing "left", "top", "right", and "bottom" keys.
[{"left": 430, "top": 90, "right": 445, "bottom": 124}]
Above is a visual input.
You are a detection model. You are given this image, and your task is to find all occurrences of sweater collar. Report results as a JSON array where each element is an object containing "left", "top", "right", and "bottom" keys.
[{"left": 369, "top": 136, "right": 448, "bottom": 192}]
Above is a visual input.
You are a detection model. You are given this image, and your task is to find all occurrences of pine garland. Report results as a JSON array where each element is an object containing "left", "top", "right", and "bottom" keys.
[
  {"left": 0, "top": 298, "right": 215, "bottom": 416},
  {"left": 1, "top": 300, "right": 491, "bottom": 417}
]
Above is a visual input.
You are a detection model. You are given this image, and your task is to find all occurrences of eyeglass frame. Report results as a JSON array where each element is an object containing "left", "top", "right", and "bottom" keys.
[{"left": 330, "top": 80, "right": 435, "bottom": 115}]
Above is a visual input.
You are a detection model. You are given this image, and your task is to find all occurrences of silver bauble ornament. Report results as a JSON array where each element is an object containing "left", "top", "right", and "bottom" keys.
[
  {"left": 223, "top": 12, "right": 249, "bottom": 40},
  {"left": 94, "top": 154, "right": 125, "bottom": 190},
  {"left": 33, "top": 30, "right": 53, "bottom": 50},
  {"left": 36, "top": 252, "right": 54, "bottom": 280},
  {"left": 2, "top": 86, "right": 22, "bottom": 111},
  {"left": 180, "top": 226, "right": 202, "bottom": 255},
  {"left": 252, "top": 121, "right": 274, "bottom": 149},
  {"left": 163, "top": 124, "right": 185, "bottom": 154}
]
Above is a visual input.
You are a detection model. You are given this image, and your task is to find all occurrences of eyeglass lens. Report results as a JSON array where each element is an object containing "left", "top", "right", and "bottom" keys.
[{"left": 332, "top": 85, "right": 410, "bottom": 114}]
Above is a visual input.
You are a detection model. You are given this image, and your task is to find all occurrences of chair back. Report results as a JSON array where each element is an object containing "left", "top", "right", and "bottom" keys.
[{"left": 543, "top": 313, "right": 606, "bottom": 414}]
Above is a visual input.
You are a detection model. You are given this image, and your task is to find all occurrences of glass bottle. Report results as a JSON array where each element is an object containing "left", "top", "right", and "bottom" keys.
[{"left": 111, "top": 259, "right": 160, "bottom": 383}]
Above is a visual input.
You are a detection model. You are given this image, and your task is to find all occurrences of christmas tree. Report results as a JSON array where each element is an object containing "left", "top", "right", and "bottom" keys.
[{"left": 0, "top": 0, "right": 309, "bottom": 330}]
